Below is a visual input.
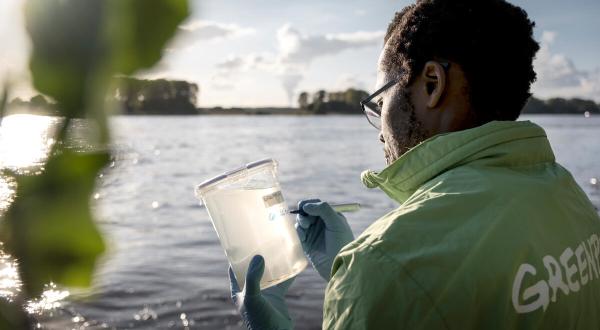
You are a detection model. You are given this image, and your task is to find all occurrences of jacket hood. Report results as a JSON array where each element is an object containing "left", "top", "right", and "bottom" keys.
[{"left": 361, "top": 120, "right": 555, "bottom": 204}]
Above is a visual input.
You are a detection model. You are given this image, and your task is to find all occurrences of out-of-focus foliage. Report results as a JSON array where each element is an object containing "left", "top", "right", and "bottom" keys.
[
  {"left": 0, "top": 299, "right": 27, "bottom": 329},
  {"left": 0, "top": 0, "right": 188, "bottom": 327},
  {"left": 25, "top": 0, "right": 106, "bottom": 118},
  {"left": 0, "top": 88, "right": 7, "bottom": 121},
  {"left": 2, "top": 151, "right": 109, "bottom": 293},
  {"left": 0, "top": 87, "right": 28, "bottom": 329},
  {"left": 109, "top": 1, "right": 189, "bottom": 75}
]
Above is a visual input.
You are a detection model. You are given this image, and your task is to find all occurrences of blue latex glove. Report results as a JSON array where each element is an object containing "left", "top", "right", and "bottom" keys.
[
  {"left": 295, "top": 199, "right": 355, "bottom": 281},
  {"left": 229, "top": 255, "right": 295, "bottom": 330}
]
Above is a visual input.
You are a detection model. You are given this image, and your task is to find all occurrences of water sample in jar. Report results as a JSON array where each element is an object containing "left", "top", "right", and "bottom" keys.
[{"left": 195, "top": 158, "right": 307, "bottom": 290}]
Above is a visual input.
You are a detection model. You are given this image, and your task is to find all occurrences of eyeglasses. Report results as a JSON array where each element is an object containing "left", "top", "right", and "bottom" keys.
[
  {"left": 360, "top": 62, "right": 450, "bottom": 130},
  {"left": 360, "top": 79, "right": 399, "bottom": 130}
]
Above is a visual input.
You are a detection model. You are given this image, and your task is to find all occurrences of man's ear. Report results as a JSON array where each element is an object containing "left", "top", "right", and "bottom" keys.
[{"left": 422, "top": 61, "right": 447, "bottom": 108}]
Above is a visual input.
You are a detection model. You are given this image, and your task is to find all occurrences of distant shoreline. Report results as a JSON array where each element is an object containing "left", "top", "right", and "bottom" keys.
[
  {"left": 3, "top": 107, "right": 598, "bottom": 117},
  {"left": 6, "top": 93, "right": 600, "bottom": 117},
  {"left": 8, "top": 78, "right": 598, "bottom": 116}
]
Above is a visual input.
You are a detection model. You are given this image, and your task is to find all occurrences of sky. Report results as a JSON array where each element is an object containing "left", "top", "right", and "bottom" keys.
[{"left": 1, "top": 0, "right": 599, "bottom": 107}]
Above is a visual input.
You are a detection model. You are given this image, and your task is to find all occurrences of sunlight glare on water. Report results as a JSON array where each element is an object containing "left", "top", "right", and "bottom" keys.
[
  {"left": 0, "top": 249, "right": 22, "bottom": 302},
  {"left": 0, "top": 175, "right": 16, "bottom": 215},
  {"left": 0, "top": 115, "right": 72, "bottom": 318},
  {"left": 25, "top": 283, "right": 70, "bottom": 315},
  {"left": 0, "top": 114, "right": 59, "bottom": 171}
]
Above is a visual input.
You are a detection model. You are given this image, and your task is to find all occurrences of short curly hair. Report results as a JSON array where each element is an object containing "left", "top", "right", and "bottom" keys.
[{"left": 383, "top": 0, "right": 540, "bottom": 122}]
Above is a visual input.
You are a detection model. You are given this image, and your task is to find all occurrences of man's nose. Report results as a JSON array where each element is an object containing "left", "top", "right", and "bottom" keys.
[{"left": 379, "top": 132, "right": 385, "bottom": 143}]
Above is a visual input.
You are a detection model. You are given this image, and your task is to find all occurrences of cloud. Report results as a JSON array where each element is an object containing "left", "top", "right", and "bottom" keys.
[
  {"left": 533, "top": 31, "right": 600, "bottom": 101},
  {"left": 179, "top": 20, "right": 255, "bottom": 41},
  {"left": 211, "top": 24, "right": 384, "bottom": 105},
  {"left": 210, "top": 53, "right": 276, "bottom": 90},
  {"left": 215, "top": 53, "right": 272, "bottom": 73},
  {"left": 210, "top": 55, "right": 249, "bottom": 89},
  {"left": 215, "top": 55, "right": 246, "bottom": 72},
  {"left": 168, "top": 20, "right": 255, "bottom": 50},
  {"left": 277, "top": 24, "right": 384, "bottom": 64}
]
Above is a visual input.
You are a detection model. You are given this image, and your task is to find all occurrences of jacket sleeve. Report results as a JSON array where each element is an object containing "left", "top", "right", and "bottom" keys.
[{"left": 322, "top": 245, "right": 449, "bottom": 330}]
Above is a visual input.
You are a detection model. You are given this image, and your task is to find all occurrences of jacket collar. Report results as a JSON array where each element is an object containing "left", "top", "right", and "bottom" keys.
[{"left": 361, "top": 120, "right": 554, "bottom": 204}]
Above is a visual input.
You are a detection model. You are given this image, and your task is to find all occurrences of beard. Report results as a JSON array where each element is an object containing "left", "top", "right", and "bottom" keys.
[{"left": 383, "top": 89, "right": 429, "bottom": 165}]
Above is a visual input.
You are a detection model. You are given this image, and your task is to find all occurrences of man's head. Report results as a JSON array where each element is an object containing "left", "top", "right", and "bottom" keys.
[{"left": 376, "top": 0, "right": 540, "bottom": 164}]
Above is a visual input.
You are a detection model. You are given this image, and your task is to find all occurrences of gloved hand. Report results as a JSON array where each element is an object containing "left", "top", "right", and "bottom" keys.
[
  {"left": 295, "top": 199, "right": 355, "bottom": 281},
  {"left": 229, "top": 255, "right": 295, "bottom": 330}
]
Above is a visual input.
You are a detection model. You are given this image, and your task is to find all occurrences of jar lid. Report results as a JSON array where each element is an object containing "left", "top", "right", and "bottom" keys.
[{"left": 195, "top": 158, "right": 277, "bottom": 197}]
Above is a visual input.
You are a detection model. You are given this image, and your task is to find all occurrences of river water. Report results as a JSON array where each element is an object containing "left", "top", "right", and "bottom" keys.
[{"left": 1, "top": 115, "right": 599, "bottom": 329}]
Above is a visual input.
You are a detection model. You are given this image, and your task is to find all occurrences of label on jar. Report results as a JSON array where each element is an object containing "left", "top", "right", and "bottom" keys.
[{"left": 263, "top": 190, "right": 284, "bottom": 208}]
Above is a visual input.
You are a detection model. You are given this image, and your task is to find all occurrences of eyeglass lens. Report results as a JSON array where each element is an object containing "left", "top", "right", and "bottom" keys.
[{"left": 363, "top": 105, "right": 381, "bottom": 130}]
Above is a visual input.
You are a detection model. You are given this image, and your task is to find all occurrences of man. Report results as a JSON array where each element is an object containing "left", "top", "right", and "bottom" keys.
[{"left": 228, "top": 0, "right": 600, "bottom": 329}]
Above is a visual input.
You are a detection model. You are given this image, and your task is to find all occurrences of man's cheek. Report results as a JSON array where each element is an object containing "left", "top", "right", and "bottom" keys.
[{"left": 382, "top": 143, "right": 392, "bottom": 164}]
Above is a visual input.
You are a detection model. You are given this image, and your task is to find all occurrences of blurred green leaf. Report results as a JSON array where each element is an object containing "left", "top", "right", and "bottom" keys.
[
  {"left": 0, "top": 87, "right": 30, "bottom": 329},
  {"left": 109, "top": 0, "right": 189, "bottom": 74},
  {"left": 25, "top": 0, "right": 189, "bottom": 114},
  {"left": 0, "top": 2, "right": 189, "bottom": 328},
  {"left": 0, "top": 300, "right": 28, "bottom": 329},
  {"left": 25, "top": 0, "right": 107, "bottom": 117},
  {"left": 1, "top": 150, "right": 109, "bottom": 295},
  {"left": 14, "top": 0, "right": 188, "bottom": 296},
  {"left": 0, "top": 86, "right": 7, "bottom": 120}
]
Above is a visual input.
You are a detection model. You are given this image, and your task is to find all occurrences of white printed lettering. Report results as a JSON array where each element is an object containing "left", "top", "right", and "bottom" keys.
[
  {"left": 591, "top": 234, "right": 600, "bottom": 271},
  {"left": 512, "top": 233, "right": 600, "bottom": 314},
  {"left": 575, "top": 244, "right": 589, "bottom": 285},
  {"left": 512, "top": 263, "right": 549, "bottom": 313},
  {"left": 559, "top": 248, "right": 580, "bottom": 292},
  {"left": 542, "top": 255, "right": 569, "bottom": 301},
  {"left": 583, "top": 242, "right": 598, "bottom": 281}
]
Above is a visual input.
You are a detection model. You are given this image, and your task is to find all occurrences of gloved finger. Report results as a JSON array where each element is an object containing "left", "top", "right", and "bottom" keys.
[
  {"left": 245, "top": 255, "right": 265, "bottom": 296},
  {"left": 296, "top": 224, "right": 314, "bottom": 254},
  {"left": 305, "top": 220, "right": 325, "bottom": 248},
  {"left": 296, "top": 213, "right": 318, "bottom": 229},
  {"left": 296, "top": 199, "right": 321, "bottom": 228},
  {"left": 228, "top": 266, "right": 240, "bottom": 304},
  {"left": 295, "top": 222, "right": 307, "bottom": 242},
  {"left": 303, "top": 202, "right": 349, "bottom": 232},
  {"left": 297, "top": 198, "right": 321, "bottom": 217},
  {"left": 298, "top": 198, "right": 321, "bottom": 211}
]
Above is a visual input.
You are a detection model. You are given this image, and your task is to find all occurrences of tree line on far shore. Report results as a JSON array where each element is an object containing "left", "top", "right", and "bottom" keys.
[
  {"left": 7, "top": 77, "right": 200, "bottom": 116},
  {"left": 6, "top": 77, "right": 600, "bottom": 116},
  {"left": 297, "top": 89, "right": 369, "bottom": 114},
  {"left": 297, "top": 89, "right": 600, "bottom": 115}
]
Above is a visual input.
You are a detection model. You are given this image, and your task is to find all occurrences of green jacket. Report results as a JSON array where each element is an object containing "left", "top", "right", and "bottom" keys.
[{"left": 323, "top": 121, "right": 600, "bottom": 329}]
